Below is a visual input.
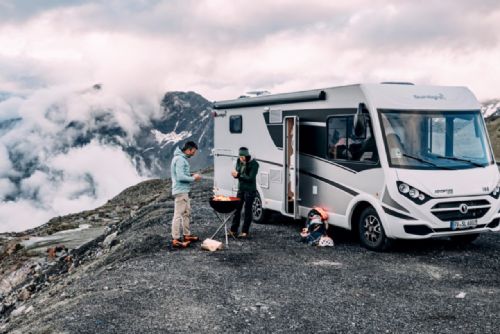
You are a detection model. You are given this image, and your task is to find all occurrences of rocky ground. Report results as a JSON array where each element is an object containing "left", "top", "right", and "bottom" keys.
[{"left": 1, "top": 172, "right": 499, "bottom": 333}]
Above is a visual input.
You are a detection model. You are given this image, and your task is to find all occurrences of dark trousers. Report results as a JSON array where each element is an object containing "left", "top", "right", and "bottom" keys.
[{"left": 231, "top": 190, "right": 256, "bottom": 234}]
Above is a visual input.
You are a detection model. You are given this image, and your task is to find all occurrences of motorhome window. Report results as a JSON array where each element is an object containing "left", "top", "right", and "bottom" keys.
[
  {"left": 327, "top": 116, "right": 378, "bottom": 162},
  {"left": 380, "top": 110, "right": 492, "bottom": 169},
  {"left": 230, "top": 115, "right": 242, "bottom": 133}
]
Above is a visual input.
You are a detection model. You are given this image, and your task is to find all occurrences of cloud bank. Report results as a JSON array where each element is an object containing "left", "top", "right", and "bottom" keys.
[
  {"left": 0, "top": 0, "right": 499, "bottom": 100},
  {"left": 0, "top": 84, "right": 157, "bottom": 232}
]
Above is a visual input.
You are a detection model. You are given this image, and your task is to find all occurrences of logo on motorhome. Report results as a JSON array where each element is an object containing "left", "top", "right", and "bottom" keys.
[
  {"left": 459, "top": 203, "right": 469, "bottom": 214},
  {"left": 413, "top": 93, "right": 446, "bottom": 100},
  {"left": 435, "top": 188, "right": 453, "bottom": 195}
]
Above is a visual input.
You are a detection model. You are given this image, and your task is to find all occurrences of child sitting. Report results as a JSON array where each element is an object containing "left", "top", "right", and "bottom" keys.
[{"left": 300, "top": 207, "right": 333, "bottom": 247}]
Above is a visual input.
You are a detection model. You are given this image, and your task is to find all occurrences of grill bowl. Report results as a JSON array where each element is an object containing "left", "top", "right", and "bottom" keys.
[{"left": 209, "top": 197, "right": 241, "bottom": 213}]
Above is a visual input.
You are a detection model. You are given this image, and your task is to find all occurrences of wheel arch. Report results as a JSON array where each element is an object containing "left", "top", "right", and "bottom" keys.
[{"left": 347, "top": 196, "right": 388, "bottom": 234}]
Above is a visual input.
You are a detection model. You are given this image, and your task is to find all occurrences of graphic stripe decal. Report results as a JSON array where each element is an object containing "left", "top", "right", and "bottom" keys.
[
  {"left": 215, "top": 154, "right": 360, "bottom": 196},
  {"left": 383, "top": 206, "right": 417, "bottom": 220},
  {"left": 299, "top": 169, "right": 359, "bottom": 196}
]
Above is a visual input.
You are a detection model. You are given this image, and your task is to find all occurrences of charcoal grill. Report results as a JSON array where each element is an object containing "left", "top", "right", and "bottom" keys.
[{"left": 208, "top": 196, "right": 241, "bottom": 246}]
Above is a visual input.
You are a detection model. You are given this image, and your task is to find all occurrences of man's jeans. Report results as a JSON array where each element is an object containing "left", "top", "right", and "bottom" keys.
[{"left": 231, "top": 190, "right": 256, "bottom": 234}]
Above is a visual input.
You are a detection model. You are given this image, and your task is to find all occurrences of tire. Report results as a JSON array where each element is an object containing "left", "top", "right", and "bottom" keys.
[
  {"left": 252, "top": 193, "right": 271, "bottom": 224},
  {"left": 449, "top": 233, "right": 480, "bottom": 245},
  {"left": 358, "top": 207, "right": 391, "bottom": 251}
]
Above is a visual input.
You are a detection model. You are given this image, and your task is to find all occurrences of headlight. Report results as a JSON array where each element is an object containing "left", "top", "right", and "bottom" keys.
[
  {"left": 490, "top": 182, "right": 500, "bottom": 199},
  {"left": 397, "top": 181, "right": 431, "bottom": 205},
  {"left": 398, "top": 183, "right": 410, "bottom": 194},
  {"left": 409, "top": 188, "right": 419, "bottom": 198}
]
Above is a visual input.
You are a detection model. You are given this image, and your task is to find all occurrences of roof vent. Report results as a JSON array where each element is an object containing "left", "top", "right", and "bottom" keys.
[{"left": 380, "top": 82, "right": 415, "bottom": 85}]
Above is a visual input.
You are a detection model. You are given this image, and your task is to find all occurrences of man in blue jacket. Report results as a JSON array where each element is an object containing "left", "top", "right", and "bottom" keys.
[{"left": 170, "top": 141, "right": 202, "bottom": 248}]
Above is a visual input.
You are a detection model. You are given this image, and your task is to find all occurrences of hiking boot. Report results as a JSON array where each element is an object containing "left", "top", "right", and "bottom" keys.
[
  {"left": 172, "top": 239, "right": 190, "bottom": 248},
  {"left": 183, "top": 235, "right": 200, "bottom": 242},
  {"left": 228, "top": 230, "right": 237, "bottom": 238},
  {"left": 238, "top": 233, "right": 249, "bottom": 239}
]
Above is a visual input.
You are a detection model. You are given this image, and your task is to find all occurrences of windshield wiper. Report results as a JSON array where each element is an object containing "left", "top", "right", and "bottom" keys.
[
  {"left": 402, "top": 153, "right": 453, "bottom": 170},
  {"left": 432, "top": 154, "right": 485, "bottom": 168}
]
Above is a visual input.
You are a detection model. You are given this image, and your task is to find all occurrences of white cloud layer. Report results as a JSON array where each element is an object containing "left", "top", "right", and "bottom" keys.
[
  {"left": 0, "top": 0, "right": 498, "bottom": 100},
  {"left": 0, "top": 141, "right": 145, "bottom": 232},
  {"left": 0, "top": 83, "right": 153, "bottom": 232}
]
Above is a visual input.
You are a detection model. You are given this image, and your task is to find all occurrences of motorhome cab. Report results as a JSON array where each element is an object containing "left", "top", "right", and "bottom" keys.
[{"left": 212, "top": 83, "right": 500, "bottom": 250}]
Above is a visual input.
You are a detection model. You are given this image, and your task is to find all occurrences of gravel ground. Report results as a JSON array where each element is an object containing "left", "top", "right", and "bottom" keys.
[{"left": 4, "top": 177, "right": 500, "bottom": 334}]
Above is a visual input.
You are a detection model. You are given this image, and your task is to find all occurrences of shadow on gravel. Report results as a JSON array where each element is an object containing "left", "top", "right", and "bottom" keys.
[
  {"left": 257, "top": 211, "right": 496, "bottom": 253},
  {"left": 389, "top": 238, "right": 488, "bottom": 254},
  {"left": 211, "top": 252, "right": 258, "bottom": 267}
]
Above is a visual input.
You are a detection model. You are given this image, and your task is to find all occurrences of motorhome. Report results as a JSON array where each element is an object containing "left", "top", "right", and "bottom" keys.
[{"left": 212, "top": 83, "right": 500, "bottom": 250}]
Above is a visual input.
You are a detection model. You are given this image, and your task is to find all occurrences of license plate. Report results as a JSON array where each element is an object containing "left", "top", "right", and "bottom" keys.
[{"left": 450, "top": 219, "right": 478, "bottom": 230}]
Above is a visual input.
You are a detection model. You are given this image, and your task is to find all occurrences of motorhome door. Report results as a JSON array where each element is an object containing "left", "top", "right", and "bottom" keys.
[{"left": 283, "top": 116, "right": 299, "bottom": 218}]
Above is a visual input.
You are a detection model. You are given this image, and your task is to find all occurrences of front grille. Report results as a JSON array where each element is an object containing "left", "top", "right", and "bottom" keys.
[
  {"left": 432, "top": 200, "right": 489, "bottom": 209},
  {"left": 431, "top": 200, "right": 491, "bottom": 222}
]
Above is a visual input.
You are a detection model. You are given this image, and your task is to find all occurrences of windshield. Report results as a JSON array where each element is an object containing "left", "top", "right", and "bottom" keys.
[{"left": 379, "top": 109, "right": 493, "bottom": 169}]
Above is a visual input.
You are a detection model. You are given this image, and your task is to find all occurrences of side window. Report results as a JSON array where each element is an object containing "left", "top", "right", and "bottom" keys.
[
  {"left": 327, "top": 116, "right": 378, "bottom": 163},
  {"left": 328, "top": 117, "right": 348, "bottom": 159},
  {"left": 230, "top": 115, "right": 242, "bottom": 133}
]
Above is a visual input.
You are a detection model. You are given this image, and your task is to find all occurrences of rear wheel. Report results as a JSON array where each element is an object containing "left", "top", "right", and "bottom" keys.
[
  {"left": 449, "top": 233, "right": 480, "bottom": 245},
  {"left": 358, "top": 207, "right": 391, "bottom": 251},
  {"left": 252, "top": 193, "right": 270, "bottom": 223}
]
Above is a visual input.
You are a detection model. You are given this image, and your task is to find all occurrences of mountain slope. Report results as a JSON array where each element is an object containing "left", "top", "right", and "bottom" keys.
[{"left": 1, "top": 170, "right": 500, "bottom": 333}]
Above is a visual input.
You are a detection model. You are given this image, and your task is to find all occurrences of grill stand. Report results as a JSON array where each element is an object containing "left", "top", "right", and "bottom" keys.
[{"left": 210, "top": 210, "right": 238, "bottom": 247}]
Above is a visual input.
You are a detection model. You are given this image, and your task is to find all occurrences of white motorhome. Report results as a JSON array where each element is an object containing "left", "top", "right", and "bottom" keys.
[{"left": 212, "top": 83, "right": 500, "bottom": 250}]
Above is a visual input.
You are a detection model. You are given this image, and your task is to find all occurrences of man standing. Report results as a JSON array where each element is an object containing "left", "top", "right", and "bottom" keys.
[
  {"left": 170, "top": 141, "right": 202, "bottom": 248},
  {"left": 230, "top": 147, "right": 259, "bottom": 238}
]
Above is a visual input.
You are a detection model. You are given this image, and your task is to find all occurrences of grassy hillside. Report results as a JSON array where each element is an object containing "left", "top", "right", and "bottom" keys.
[{"left": 487, "top": 118, "right": 500, "bottom": 161}]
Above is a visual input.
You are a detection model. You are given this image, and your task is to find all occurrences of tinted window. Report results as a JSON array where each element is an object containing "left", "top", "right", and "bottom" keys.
[
  {"left": 230, "top": 115, "right": 242, "bottom": 133},
  {"left": 380, "top": 110, "right": 491, "bottom": 169},
  {"left": 327, "top": 116, "right": 378, "bottom": 162}
]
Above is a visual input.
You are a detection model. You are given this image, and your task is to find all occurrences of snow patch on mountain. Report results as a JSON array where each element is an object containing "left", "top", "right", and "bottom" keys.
[
  {"left": 482, "top": 99, "right": 500, "bottom": 118},
  {"left": 151, "top": 129, "right": 192, "bottom": 146}
]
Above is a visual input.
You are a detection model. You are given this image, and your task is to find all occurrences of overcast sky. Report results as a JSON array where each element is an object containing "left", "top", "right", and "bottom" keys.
[{"left": 0, "top": 0, "right": 499, "bottom": 101}]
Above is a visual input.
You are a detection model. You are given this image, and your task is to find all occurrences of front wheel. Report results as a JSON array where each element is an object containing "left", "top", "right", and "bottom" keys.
[
  {"left": 358, "top": 207, "right": 391, "bottom": 251},
  {"left": 252, "top": 193, "right": 270, "bottom": 224}
]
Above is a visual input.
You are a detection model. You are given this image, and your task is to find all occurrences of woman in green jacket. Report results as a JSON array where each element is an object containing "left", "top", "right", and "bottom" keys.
[{"left": 230, "top": 147, "right": 259, "bottom": 238}]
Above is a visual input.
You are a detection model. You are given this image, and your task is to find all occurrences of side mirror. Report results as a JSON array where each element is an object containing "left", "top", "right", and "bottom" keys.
[{"left": 353, "top": 103, "right": 367, "bottom": 138}]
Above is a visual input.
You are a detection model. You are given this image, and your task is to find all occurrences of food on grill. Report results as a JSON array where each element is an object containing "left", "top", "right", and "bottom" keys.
[
  {"left": 209, "top": 195, "right": 241, "bottom": 213},
  {"left": 212, "top": 195, "right": 239, "bottom": 201}
]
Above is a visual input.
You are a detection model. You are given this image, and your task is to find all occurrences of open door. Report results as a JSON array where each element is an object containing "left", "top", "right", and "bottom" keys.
[{"left": 283, "top": 116, "right": 299, "bottom": 218}]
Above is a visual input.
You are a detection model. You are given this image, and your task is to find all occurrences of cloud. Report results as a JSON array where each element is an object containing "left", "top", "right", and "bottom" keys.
[
  {"left": 0, "top": 1, "right": 499, "bottom": 101},
  {"left": 0, "top": 200, "right": 56, "bottom": 233},
  {"left": 0, "top": 84, "right": 155, "bottom": 233},
  {"left": 0, "top": 179, "right": 16, "bottom": 201},
  {"left": 0, "top": 141, "right": 145, "bottom": 232}
]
